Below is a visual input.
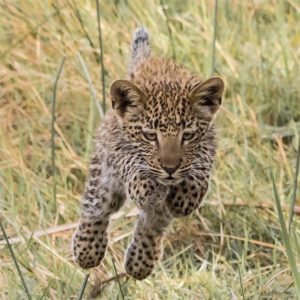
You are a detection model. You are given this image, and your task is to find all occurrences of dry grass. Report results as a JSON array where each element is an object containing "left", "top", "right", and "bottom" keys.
[{"left": 0, "top": 0, "right": 300, "bottom": 299}]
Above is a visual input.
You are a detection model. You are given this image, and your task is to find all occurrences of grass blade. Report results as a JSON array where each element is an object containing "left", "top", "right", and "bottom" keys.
[
  {"left": 238, "top": 264, "right": 245, "bottom": 300},
  {"left": 271, "top": 173, "right": 300, "bottom": 297},
  {"left": 77, "top": 273, "right": 90, "bottom": 300},
  {"left": 210, "top": 0, "right": 218, "bottom": 75},
  {"left": 0, "top": 220, "right": 32, "bottom": 300},
  {"left": 51, "top": 57, "right": 65, "bottom": 211},
  {"left": 288, "top": 138, "right": 300, "bottom": 230},
  {"left": 77, "top": 52, "right": 104, "bottom": 119},
  {"left": 111, "top": 257, "right": 125, "bottom": 300},
  {"left": 69, "top": 0, "right": 99, "bottom": 64},
  {"left": 159, "top": 0, "right": 176, "bottom": 60},
  {"left": 95, "top": 0, "right": 107, "bottom": 113}
]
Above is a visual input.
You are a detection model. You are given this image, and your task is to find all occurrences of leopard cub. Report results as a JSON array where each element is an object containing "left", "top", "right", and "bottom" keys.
[{"left": 72, "top": 27, "right": 224, "bottom": 280}]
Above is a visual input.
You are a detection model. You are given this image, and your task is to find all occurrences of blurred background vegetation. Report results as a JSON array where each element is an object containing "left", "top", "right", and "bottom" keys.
[{"left": 0, "top": 0, "right": 300, "bottom": 299}]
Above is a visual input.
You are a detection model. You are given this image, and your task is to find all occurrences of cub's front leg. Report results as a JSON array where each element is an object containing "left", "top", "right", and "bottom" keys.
[
  {"left": 126, "top": 172, "right": 169, "bottom": 209},
  {"left": 166, "top": 173, "right": 210, "bottom": 217},
  {"left": 124, "top": 173, "right": 172, "bottom": 280},
  {"left": 72, "top": 152, "right": 126, "bottom": 269}
]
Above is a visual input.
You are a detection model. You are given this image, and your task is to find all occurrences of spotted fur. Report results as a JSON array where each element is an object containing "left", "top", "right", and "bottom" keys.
[
  {"left": 128, "top": 27, "right": 151, "bottom": 77},
  {"left": 72, "top": 27, "right": 224, "bottom": 280}
]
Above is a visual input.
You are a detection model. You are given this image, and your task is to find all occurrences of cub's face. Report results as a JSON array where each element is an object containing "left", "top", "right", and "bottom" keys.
[{"left": 110, "top": 77, "right": 224, "bottom": 185}]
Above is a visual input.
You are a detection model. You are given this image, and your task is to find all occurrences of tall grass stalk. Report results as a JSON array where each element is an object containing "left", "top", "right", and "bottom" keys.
[
  {"left": 210, "top": 0, "right": 218, "bottom": 75},
  {"left": 238, "top": 264, "right": 245, "bottom": 300},
  {"left": 288, "top": 139, "right": 300, "bottom": 230},
  {"left": 0, "top": 220, "right": 32, "bottom": 300},
  {"left": 51, "top": 58, "right": 65, "bottom": 211},
  {"left": 159, "top": 0, "right": 176, "bottom": 60},
  {"left": 77, "top": 273, "right": 90, "bottom": 300},
  {"left": 96, "top": 0, "right": 107, "bottom": 113},
  {"left": 271, "top": 173, "right": 300, "bottom": 297},
  {"left": 111, "top": 258, "right": 125, "bottom": 300},
  {"left": 77, "top": 52, "right": 104, "bottom": 118},
  {"left": 70, "top": 0, "right": 98, "bottom": 63}
]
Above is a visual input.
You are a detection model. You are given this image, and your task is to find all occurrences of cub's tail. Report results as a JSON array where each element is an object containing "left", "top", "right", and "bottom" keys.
[{"left": 128, "top": 27, "right": 151, "bottom": 77}]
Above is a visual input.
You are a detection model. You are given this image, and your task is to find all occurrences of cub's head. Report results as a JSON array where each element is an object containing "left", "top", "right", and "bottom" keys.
[{"left": 110, "top": 65, "right": 224, "bottom": 185}]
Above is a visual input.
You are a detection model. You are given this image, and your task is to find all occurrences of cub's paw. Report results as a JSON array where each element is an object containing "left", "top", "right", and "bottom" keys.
[
  {"left": 166, "top": 188, "right": 197, "bottom": 217},
  {"left": 124, "top": 236, "right": 162, "bottom": 280},
  {"left": 167, "top": 202, "right": 196, "bottom": 218},
  {"left": 72, "top": 221, "right": 108, "bottom": 269}
]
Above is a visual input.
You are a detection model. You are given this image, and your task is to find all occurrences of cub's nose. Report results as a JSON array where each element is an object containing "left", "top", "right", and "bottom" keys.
[
  {"left": 158, "top": 136, "right": 182, "bottom": 176},
  {"left": 161, "top": 164, "right": 180, "bottom": 176}
]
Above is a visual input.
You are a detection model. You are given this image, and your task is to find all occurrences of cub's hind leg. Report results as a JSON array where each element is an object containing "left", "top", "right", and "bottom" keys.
[{"left": 72, "top": 153, "right": 126, "bottom": 269}]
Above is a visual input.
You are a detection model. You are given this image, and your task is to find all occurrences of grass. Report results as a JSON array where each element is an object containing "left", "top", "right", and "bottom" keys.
[
  {"left": 272, "top": 172, "right": 300, "bottom": 298},
  {"left": 77, "top": 274, "right": 90, "bottom": 300},
  {"left": 0, "top": 0, "right": 300, "bottom": 299},
  {"left": 0, "top": 220, "right": 31, "bottom": 299}
]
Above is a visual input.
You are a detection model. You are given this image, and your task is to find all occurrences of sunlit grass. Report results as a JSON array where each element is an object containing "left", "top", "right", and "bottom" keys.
[{"left": 0, "top": 0, "right": 300, "bottom": 299}]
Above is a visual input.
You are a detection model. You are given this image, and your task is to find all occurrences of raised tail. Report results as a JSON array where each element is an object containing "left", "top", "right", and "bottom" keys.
[{"left": 128, "top": 27, "right": 151, "bottom": 77}]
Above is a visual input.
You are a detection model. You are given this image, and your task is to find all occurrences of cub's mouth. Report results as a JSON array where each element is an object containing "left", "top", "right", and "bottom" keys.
[{"left": 157, "top": 176, "right": 183, "bottom": 186}]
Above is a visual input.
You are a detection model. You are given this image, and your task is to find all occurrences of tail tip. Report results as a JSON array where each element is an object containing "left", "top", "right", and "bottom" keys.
[
  {"left": 133, "top": 27, "right": 149, "bottom": 44},
  {"left": 129, "top": 27, "right": 150, "bottom": 76}
]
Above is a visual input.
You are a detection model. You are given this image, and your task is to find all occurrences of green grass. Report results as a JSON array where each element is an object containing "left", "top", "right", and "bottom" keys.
[
  {"left": 0, "top": 1, "right": 300, "bottom": 299},
  {"left": 272, "top": 172, "right": 300, "bottom": 298}
]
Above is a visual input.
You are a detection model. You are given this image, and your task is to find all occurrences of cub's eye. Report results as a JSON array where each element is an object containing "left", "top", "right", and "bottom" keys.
[
  {"left": 182, "top": 132, "right": 195, "bottom": 141},
  {"left": 142, "top": 131, "right": 157, "bottom": 141}
]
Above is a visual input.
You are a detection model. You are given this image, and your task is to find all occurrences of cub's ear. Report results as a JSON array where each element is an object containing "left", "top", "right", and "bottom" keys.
[
  {"left": 189, "top": 76, "right": 224, "bottom": 117},
  {"left": 110, "top": 79, "right": 145, "bottom": 118}
]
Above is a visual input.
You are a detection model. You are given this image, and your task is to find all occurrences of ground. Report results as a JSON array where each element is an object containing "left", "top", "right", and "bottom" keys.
[{"left": 0, "top": 1, "right": 300, "bottom": 299}]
